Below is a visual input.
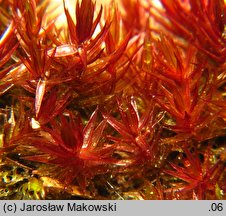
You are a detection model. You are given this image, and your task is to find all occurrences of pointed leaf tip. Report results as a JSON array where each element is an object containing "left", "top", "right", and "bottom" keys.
[{"left": 35, "top": 79, "right": 46, "bottom": 118}]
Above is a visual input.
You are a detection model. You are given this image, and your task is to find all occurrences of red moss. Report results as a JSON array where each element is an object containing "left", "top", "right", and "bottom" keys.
[{"left": 0, "top": 0, "right": 225, "bottom": 199}]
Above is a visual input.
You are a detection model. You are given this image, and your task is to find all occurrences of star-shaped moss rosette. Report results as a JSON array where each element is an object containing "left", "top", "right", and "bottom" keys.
[
  {"left": 163, "top": 145, "right": 225, "bottom": 199},
  {"left": 21, "top": 108, "right": 118, "bottom": 189}
]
